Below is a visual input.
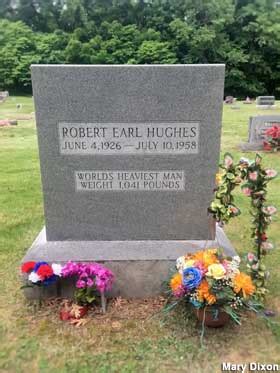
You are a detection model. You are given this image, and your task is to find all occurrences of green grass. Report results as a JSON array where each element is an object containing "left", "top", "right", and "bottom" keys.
[{"left": 0, "top": 96, "right": 280, "bottom": 373}]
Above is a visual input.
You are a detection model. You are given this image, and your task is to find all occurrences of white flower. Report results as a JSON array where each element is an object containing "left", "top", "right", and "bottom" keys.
[
  {"left": 224, "top": 154, "right": 233, "bottom": 168},
  {"left": 28, "top": 271, "right": 41, "bottom": 283},
  {"left": 225, "top": 256, "right": 241, "bottom": 279},
  {"left": 232, "top": 256, "right": 241, "bottom": 264},
  {"left": 51, "top": 263, "right": 62, "bottom": 276},
  {"left": 262, "top": 206, "right": 277, "bottom": 215},
  {"left": 176, "top": 256, "right": 186, "bottom": 273},
  {"left": 261, "top": 242, "right": 274, "bottom": 250},
  {"left": 240, "top": 157, "right": 250, "bottom": 164}
]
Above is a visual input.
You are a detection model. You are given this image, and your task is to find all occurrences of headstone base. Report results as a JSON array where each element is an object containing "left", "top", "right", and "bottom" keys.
[
  {"left": 22, "top": 225, "right": 236, "bottom": 299},
  {"left": 239, "top": 142, "right": 263, "bottom": 151},
  {"left": 256, "top": 105, "right": 276, "bottom": 109}
]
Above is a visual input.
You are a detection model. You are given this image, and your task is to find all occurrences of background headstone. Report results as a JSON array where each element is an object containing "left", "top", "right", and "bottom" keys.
[
  {"left": 240, "top": 115, "right": 280, "bottom": 151},
  {"left": 256, "top": 96, "right": 276, "bottom": 109},
  {"left": 225, "top": 96, "right": 235, "bottom": 104},
  {"left": 23, "top": 64, "right": 234, "bottom": 298}
]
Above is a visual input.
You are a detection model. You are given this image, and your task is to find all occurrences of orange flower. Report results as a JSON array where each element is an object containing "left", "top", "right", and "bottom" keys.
[
  {"left": 197, "top": 280, "right": 216, "bottom": 305},
  {"left": 170, "top": 273, "right": 183, "bottom": 293},
  {"left": 192, "top": 249, "right": 219, "bottom": 268},
  {"left": 233, "top": 272, "right": 255, "bottom": 298}
]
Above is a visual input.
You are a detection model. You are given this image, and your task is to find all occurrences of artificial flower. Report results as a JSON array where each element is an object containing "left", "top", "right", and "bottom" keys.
[
  {"left": 193, "top": 260, "right": 208, "bottom": 275},
  {"left": 265, "top": 169, "right": 277, "bottom": 179},
  {"left": 265, "top": 125, "right": 280, "bottom": 139},
  {"left": 242, "top": 187, "right": 252, "bottom": 196},
  {"left": 206, "top": 263, "right": 226, "bottom": 279},
  {"left": 233, "top": 272, "right": 255, "bottom": 298},
  {"left": 251, "top": 263, "right": 259, "bottom": 271},
  {"left": 232, "top": 256, "right": 241, "bottom": 264},
  {"left": 224, "top": 256, "right": 241, "bottom": 279},
  {"left": 224, "top": 154, "right": 233, "bottom": 168},
  {"left": 192, "top": 249, "right": 218, "bottom": 268},
  {"left": 51, "top": 263, "right": 62, "bottom": 276},
  {"left": 87, "top": 278, "right": 94, "bottom": 287},
  {"left": 183, "top": 267, "right": 202, "bottom": 290},
  {"left": 76, "top": 279, "right": 86, "bottom": 288},
  {"left": 262, "top": 206, "right": 277, "bottom": 215},
  {"left": 28, "top": 272, "right": 41, "bottom": 283},
  {"left": 170, "top": 273, "right": 185, "bottom": 297},
  {"left": 184, "top": 259, "right": 196, "bottom": 268},
  {"left": 247, "top": 253, "right": 257, "bottom": 263},
  {"left": 62, "top": 262, "right": 114, "bottom": 293},
  {"left": 37, "top": 264, "right": 54, "bottom": 280},
  {"left": 239, "top": 157, "right": 250, "bottom": 166},
  {"left": 261, "top": 241, "right": 274, "bottom": 250},
  {"left": 197, "top": 280, "right": 216, "bottom": 305},
  {"left": 216, "top": 173, "right": 223, "bottom": 185},
  {"left": 248, "top": 171, "right": 258, "bottom": 181},
  {"left": 21, "top": 261, "right": 36, "bottom": 273},
  {"left": 176, "top": 256, "right": 185, "bottom": 273},
  {"left": 229, "top": 205, "right": 240, "bottom": 215}
]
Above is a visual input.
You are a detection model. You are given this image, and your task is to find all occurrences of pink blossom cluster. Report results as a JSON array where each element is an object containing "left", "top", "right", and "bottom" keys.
[{"left": 62, "top": 261, "right": 114, "bottom": 293}]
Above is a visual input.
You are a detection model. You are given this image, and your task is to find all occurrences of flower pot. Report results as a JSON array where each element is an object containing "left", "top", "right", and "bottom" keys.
[{"left": 194, "top": 307, "right": 230, "bottom": 328}]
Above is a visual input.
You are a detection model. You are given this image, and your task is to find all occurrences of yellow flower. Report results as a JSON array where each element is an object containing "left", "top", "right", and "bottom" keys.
[
  {"left": 215, "top": 172, "right": 223, "bottom": 186},
  {"left": 170, "top": 273, "right": 183, "bottom": 293},
  {"left": 197, "top": 280, "right": 216, "bottom": 305},
  {"left": 206, "top": 263, "right": 226, "bottom": 279},
  {"left": 184, "top": 259, "right": 195, "bottom": 268},
  {"left": 233, "top": 272, "right": 255, "bottom": 298}
]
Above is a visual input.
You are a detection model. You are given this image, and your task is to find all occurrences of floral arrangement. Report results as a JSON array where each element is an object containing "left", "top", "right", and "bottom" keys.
[
  {"left": 263, "top": 125, "right": 280, "bottom": 152},
  {"left": 209, "top": 153, "right": 277, "bottom": 299},
  {"left": 21, "top": 261, "right": 62, "bottom": 285},
  {"left": 169, "top": 249, "right": 256, "bottom": 324},
  {"left": 61, "top": 261, "right": 114, "bottom": 305}
]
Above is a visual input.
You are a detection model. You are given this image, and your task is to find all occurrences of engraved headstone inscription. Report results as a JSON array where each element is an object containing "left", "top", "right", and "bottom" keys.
[{"left": 23, "top": 64, "right": 234, "bottom": 297}]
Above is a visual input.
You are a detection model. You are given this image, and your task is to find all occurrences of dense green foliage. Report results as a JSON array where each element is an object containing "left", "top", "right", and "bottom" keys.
[{"left": 0, "top": 0, "right": 280, "bottom": 96}]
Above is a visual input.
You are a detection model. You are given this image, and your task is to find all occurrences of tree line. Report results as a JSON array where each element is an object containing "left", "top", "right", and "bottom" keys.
[{"left": 0, "top": 0, "right": 279, "bottom": 97}]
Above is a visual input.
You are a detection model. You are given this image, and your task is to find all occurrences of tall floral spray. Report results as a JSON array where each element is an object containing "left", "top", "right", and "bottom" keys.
[{"left": 209, "top": 153, "right": 277, "bottom": 299}]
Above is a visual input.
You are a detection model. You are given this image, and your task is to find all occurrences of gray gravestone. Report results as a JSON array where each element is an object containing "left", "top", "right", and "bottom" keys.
[
  {"left": 256, "top": 96, "right": 276, "bottom": 109},
  {"left": 23, "top": 64, "right": 235, "bottom": 298},
  {"left": 240, "top": 115, "right": 280, "bottom": 151}
]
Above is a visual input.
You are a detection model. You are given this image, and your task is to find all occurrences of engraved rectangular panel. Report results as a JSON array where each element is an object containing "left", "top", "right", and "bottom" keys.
[
  {"left": 75, "top": 170, "right": 185, "bottom": 191},
  {"left": 59, "top": 122, "right": 199, "bottom": 155}
]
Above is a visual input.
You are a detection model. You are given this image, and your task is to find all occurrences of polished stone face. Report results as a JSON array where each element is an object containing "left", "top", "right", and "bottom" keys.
[{"left": 31, "top": 64, "right": 225, "bottom": 241}]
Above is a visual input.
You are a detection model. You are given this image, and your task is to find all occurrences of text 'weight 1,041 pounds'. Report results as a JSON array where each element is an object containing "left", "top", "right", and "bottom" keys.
[{"left": 58, "top": 122, "right": 200, "bottom": 155}]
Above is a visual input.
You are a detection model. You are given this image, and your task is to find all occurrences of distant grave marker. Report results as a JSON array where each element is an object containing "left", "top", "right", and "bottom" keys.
[
  {"left": 240, "top": 115, "right": 280, "bottom": 151},
  {"left": 256, "top": 96, "right": 276, "bottom": 109}
]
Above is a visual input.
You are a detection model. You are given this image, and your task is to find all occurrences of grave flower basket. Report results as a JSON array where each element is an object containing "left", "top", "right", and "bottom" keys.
[{"left": 168, "top": 248, "right": 256, "bottom": 328}]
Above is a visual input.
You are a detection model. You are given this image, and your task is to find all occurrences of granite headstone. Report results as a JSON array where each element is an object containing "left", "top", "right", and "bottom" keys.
[
  {"left": 256, "top": 96, "right": 276, "bottom": 109},
  {"left": 240, "top": 115, "right": 280, "bottom": 151},
  {"left": 23, "top": 64, "right": 234, "bottom": 298}
]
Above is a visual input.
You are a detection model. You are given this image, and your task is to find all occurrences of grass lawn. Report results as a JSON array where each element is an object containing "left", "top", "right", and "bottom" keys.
[{"left": 0, "top": 96, "right": 279, "bottom": 373}]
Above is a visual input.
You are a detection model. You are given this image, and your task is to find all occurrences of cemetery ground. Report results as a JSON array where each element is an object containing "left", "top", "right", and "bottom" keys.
[{"left": 0, "top": 97, "right": 280, "bottom": 373}]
